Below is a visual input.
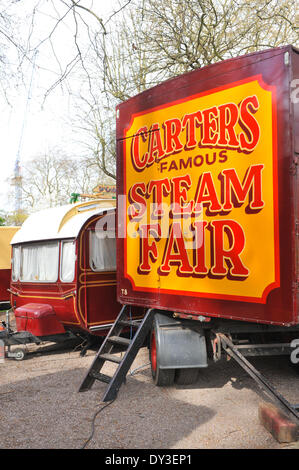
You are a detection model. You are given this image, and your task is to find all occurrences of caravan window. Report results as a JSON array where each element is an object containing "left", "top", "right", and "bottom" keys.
[
  {"left": 60, "top": 240, "right": 76, "bottom": 282},
  {"left": 12, "top": 245, "right": 21, "bottom": 281},
  {"left": 20, "top": 242, "right": 59, "bottom": 282},
  {"left": 89, "top": 230, "right": 116, "bottom": 272}
]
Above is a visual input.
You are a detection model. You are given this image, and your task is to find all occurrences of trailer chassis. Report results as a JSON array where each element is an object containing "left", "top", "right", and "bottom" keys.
[
  {"left": 79, "top": 307, "right": 299, "bottom": 432},
  {"left": 0, "top": 309, "right": 81, "bottom": 360}
]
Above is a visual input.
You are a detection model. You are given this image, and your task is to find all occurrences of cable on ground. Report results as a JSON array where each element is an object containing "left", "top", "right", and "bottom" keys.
[{"left": 81, "top": 398, "right": 116, "bottom": 449}]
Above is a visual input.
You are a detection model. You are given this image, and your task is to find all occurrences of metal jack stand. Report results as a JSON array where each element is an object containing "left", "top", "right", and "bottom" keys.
[{"left": 218, "top": 333, "right": 299, "bottom": 426}]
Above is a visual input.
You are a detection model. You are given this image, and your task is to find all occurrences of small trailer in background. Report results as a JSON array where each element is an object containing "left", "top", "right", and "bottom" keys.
[
  {"left": 79, "top": 45, "right": 299, "bottom": 432},
  {"left": 1, "top": 199, "right": 141, "bottom": 360},
  {"left": 0, "top": 226, "right": 20, "bottom": 309}
]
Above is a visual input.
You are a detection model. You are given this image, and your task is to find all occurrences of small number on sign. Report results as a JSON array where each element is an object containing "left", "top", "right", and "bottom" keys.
[{"left": 121, "top": 289, "right": 127, "bottom": 295}]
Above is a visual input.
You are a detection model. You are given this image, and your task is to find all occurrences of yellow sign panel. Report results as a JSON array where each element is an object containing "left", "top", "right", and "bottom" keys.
[
  {"left": 123, "top": 76, "right": 279, "bottom": 303},
  {"left": 0, "top": 227, "right": 20, "bottom": 269}
]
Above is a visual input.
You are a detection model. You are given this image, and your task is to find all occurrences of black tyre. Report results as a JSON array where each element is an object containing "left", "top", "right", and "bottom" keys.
[
  {"left": 150, "top": 327, "right": 175, "bottom": 386},
  {"left": 175, "top": 368, "right": 199, "bottom": 385},
  {"left": 13, "top": 348, "right": 26, "bottom": 361}
]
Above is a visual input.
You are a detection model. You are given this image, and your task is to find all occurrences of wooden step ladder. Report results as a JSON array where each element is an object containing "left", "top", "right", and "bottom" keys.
[{"left": 78, "top": 306, "right": 154, "bottom": 402}]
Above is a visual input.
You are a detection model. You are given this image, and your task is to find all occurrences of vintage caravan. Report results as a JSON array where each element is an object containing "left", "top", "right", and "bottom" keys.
[{"left": 9, "top": 200, "right": 123, "bottom": 340}]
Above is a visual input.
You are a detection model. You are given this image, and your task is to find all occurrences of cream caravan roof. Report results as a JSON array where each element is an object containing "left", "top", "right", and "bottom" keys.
[{"left": 11, "top": 200, "right": 116, "bottom": 245}]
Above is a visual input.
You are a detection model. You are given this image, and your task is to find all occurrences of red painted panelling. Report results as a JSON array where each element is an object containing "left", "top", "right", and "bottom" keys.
[
  {"left": 0, "top": 269, "right": 10, "bottom": 302},
  {"left": 10, "top": 281, "right": 78, "bottom": 326},
  {"left": 77, "top": 214, "right": 121, "bottom": 331}
]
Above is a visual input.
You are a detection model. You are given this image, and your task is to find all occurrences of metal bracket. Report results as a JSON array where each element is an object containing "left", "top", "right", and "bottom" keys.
[{"left": 217, "top": 333, "right": 299, "bottom": 424}]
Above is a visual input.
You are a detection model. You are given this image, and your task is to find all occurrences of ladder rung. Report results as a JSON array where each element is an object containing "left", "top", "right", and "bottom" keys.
[
  {"left": 90, "top": 371, "right": 111, "bottom": 384},
  {"left": 118, "top": 320, "right": 140, "bottom": 328},
  {"left": 108, "top": 336, "right": 131, "bottom": 346},
  {"left": 99, "top": 353, "right": 122, "bottom": 364},
  {"left": 78, "top": 307, "right": 154, "bottom": 400}
]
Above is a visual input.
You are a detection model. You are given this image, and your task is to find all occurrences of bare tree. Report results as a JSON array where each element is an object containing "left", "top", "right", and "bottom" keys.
[
  {"left": 5, "top": 1, "right": 299, "bottom": 185},
  {"left": 136, "top": 0, "right": 299, "bottom": 74},
  {"left": 69, "top": 5, "right": 161, "bottom": 180},
  {"left": 71, "top": 92, "right": 117, "bottom": 180},
  {"left": 66, "top": 0, "right": 299, "bottom": 181},
  {"left": 4, "top": 1, "right": 299, "bottom": 100},
  {"left": 8, "top": 149, "right": 101, "bottom": 212},
  {"left": 0, "top": 0, "right": 28, "bottom": 102}
]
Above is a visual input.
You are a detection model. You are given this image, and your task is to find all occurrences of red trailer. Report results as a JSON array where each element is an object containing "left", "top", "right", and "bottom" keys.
[
  {"left": 0, "top": 226, "right": 19, "bottom": 308},
  {"left": 3, "top": 199, "right": 142, "bottom": 359},
  {"left": 116, "top": 45, "right": 298, "bottom": 325},
  {"left": 80, "top": 46, "right": 299, "bottom": 425}
]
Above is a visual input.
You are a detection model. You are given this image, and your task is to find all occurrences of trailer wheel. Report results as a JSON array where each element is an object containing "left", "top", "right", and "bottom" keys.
[
  {"left": 150, "top": 329, "right": 175, "bottom": 386},
  {"left": 174, "top": 368, "right": 199, "bottom": 385},
  {"left": 13, "top": 348, "right": 26, "bottom": 361}
]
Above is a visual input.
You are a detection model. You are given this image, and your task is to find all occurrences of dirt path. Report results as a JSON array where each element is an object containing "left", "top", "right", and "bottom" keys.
[{"left": 0, "top": 339, "right": 298, "bottom": 450}]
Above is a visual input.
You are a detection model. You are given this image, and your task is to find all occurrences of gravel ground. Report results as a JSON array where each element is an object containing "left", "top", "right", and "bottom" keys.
[{"left": 0, "top": 335, "right": 299, "bottom": 450}]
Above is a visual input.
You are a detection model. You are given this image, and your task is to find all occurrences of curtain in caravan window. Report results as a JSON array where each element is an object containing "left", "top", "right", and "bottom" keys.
[
  {"left": 89, "top": 231, "right": 116, "bottom": 272},
  {"left": 20, "top": 242, "right": 59, "bottom": 282},
  {"left": 61, "top": 240, "right": 76, "bottom": 282},
  {"left": 21, "top": 245, "right": 37, "bottom": 281},
  {"left": 12, "top": 245, "right": 21, "bottom": 281}
]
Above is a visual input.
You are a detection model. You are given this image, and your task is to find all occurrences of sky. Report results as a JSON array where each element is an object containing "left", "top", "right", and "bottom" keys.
[{"left": 0, "top": 0, "right": 118, "bottom": 213}]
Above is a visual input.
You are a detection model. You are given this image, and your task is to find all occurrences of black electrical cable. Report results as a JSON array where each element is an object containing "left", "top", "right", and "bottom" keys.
[{"left": 81, "top": 398, "right": 116, "bottom": 449}]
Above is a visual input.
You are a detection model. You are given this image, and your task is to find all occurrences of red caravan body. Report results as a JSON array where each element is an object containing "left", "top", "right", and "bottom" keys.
[
  {"left": 116, "top": 45, "right": 299, "bottom": 327},
  {"left": 10, "top": 200, "right": 124, "bottom": 337}
]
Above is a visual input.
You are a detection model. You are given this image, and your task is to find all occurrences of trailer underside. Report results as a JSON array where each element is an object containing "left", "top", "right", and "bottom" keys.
[{"left": 79, "top": 307, "right": 299, "bottom": 433}]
